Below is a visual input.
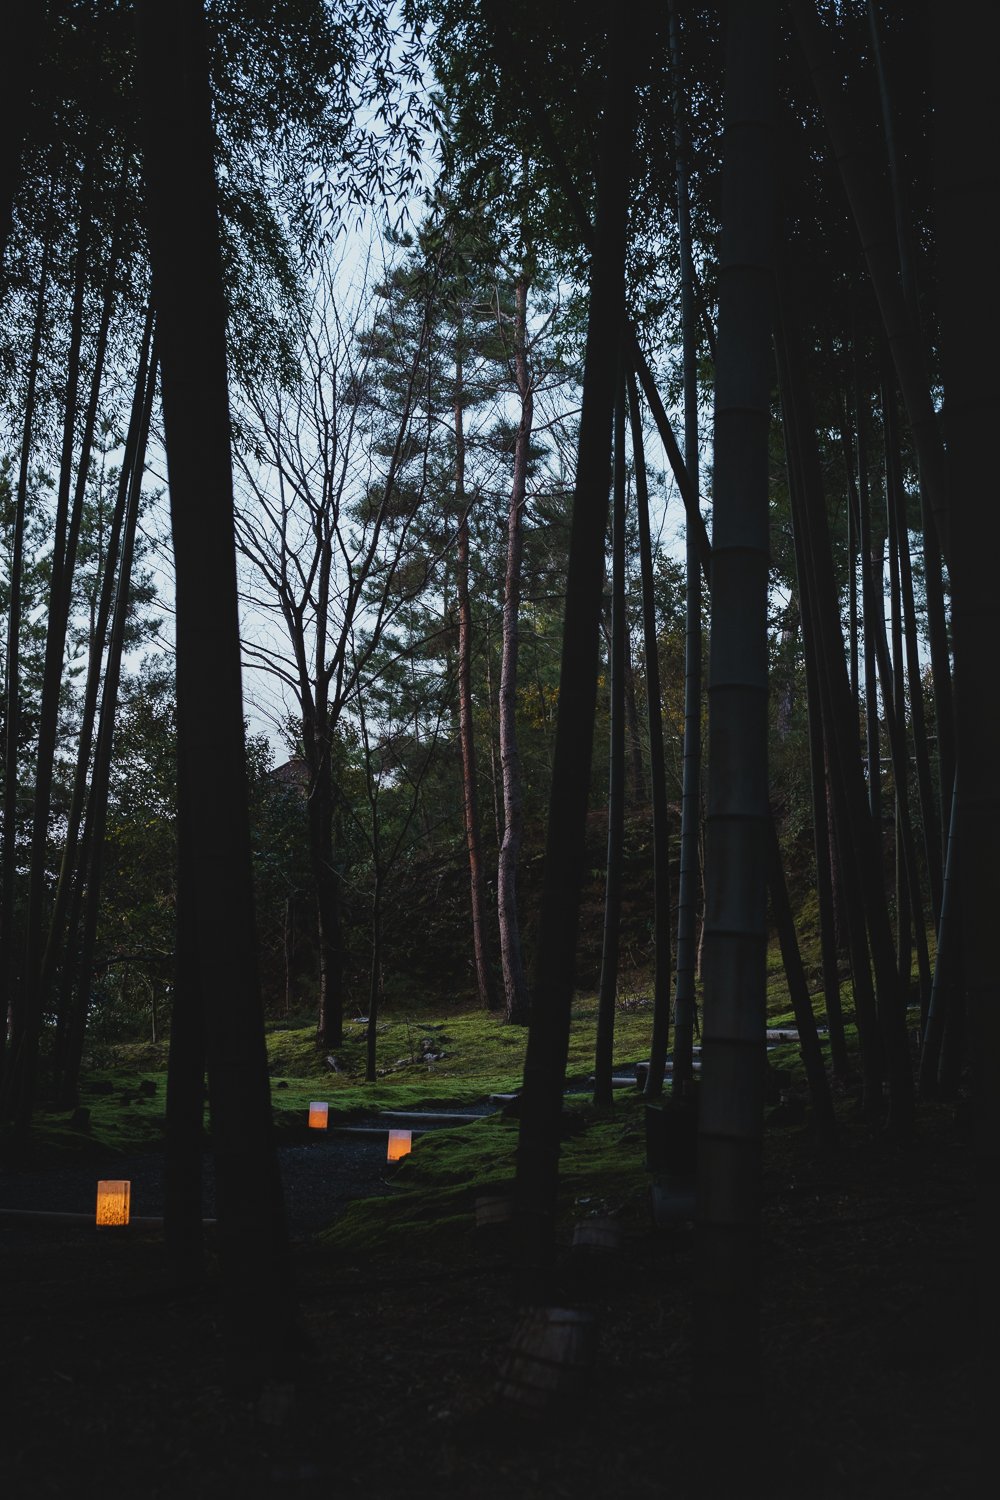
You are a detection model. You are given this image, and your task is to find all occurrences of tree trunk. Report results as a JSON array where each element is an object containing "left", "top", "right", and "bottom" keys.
[
  {"left": 766, "top": 813, "right": 836, "bottom": 1142},
  {"left": 668, "top": 0, "right": 702, "bottom": 1096},
  {"left": 778, "top": 271, "right": 917, "bottom": 1145},
  {"left": 49, "top": 313, "right": 156, "bottom": 1099},
  {"left": 934, "top": 12, "right": 997, "bottom": 1321},
  {"left": 791, "top": 0, "right": 955, "bottom": 836},
  {"left": 309, "top": 742, "right": 345, "bottom": 1050},
  {"left": 778, "top": 305, "right": 887, "bottom": 1120},
  {"left": 882, "top": 362, "right": 942, "bottom": 925},
  {"left": 0, "top": 204, "right": 51, "bottom": 1103},
  {"left": 695, "top": 3, "right": 774, "bottom": 1468},
  {"left": 283, "top": 895, "right": 295, "bottom": 1017},
  {"left": 497, "top": 277, "right": 533, "bottom": 1025},
  {"left": 454, "top": 340, "right": 501, "bottom": 1011},
  {"left": 627, "top": 374, "right": 674, "bottom": 1105},
  {"left": 57, "top": 340, "right": 155, "bottom": 1109},
  {"left": 853, "top": 364, "right": 882, "bottom": 825},
  {"left": 12, "top": 174, "right": 99, "bottom": 1135},
  {"left": 593, "top": 369, "right": 627, "bottom": 1107},
  {"left": 139, "top": 0, "right": 292, "bottom": 1349},
  {"left": 622, "top": 630, "right": 646, "bottom": 806},
  {"left": 365, "top": 874, "right": 383, "bottom": 1084},
  {"left": 513, "top": 23, "right": 632, "bottom": 1298}
]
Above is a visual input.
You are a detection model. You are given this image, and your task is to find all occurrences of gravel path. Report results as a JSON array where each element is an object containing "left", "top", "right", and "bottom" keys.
[{"left": 0, "top": 1114, "right": 487, "bottom": 1237}]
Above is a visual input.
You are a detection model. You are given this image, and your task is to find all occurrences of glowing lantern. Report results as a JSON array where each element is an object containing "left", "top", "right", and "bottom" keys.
[
  {"left": 308, "top": 1101, "right": 329, "bottom": 1130},
  {"left": 96, "top": 1180, "right": 130, "bottom": 1227},
  {"left": 387, "top": 1128, "right": 412, "bottom": 1162}
]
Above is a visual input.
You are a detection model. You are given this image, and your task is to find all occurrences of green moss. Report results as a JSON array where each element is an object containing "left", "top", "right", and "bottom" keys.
[{"left": 318, "top": 1095, "right": 651, "bottom": 1257}]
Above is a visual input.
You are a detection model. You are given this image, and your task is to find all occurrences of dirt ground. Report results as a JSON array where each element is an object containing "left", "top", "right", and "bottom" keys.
[{"left": 0, "top": 1102, "right": 977, "bottom": 1500}]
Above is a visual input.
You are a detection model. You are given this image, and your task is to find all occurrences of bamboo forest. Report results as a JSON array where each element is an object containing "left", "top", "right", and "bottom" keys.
[{"left": 0, "top": 2, "right": 989, "bottom": 1496}]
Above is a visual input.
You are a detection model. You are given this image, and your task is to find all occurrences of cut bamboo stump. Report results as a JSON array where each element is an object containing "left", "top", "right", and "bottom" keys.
[
  {"left": 497, "top": 1307, "right": 597, "bottom": 1411},
  {"left": 571, "top": 1217, "right": 623, "bottom": 1255},
  {"left": 474, "top": 1190, "right": 514, "bottom": 1230}
]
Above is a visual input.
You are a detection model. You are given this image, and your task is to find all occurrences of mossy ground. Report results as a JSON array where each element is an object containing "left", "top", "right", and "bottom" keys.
[
  {"left": 1, "top": 1073, "right": 974, "bottom": 1500},
  {"left": 1, "top": 932, "right": 975, "bottom": 1499}
]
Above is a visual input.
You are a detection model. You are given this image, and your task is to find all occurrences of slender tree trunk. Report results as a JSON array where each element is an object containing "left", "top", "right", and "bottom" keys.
[
  {"left": 513, "top": 23, "right": 632, "bottom": 1297},
  {"left": 778, "top": 283, "right": 913, "bottom": 1137},
  {"left": 919, "top": 780, "right": 957, "bottom": 1095},
  {"left": 139, "top": 0, "right": 292, "bottom": 1347},
  {"left": 497, "top": 277, "right": 533, "bottom": 1025},
  {"left": 12, "top": 176, "right": 98, "bottom": 1133},
  {"left": 309, "top": 742, "right": 344, "bottom": 1049},
  {"left": 594, "top": 369, "right": 627, "bottom": 1107},
  {"left": 49, "top": 314, "right": 156, "bottom": 1095},
  {"left": 283, "top": 895, "right": 295, "bottom": 1017},
  {"left": 778, "top": 308, "right": 884, "bottom": 1115},
  {"left": 622, "top": 629, "right": 646, "bottom": 806},
  {"left": 766, "top": 814, "right": 836, "bottom": 1141},
  {"left": 811, "top": 719, "right": 850, "bottom": 1077},
  {"left": 934, "top": 18, "right": 996, "bottom": 1355},
  {"left": 454, "top": 341, "right": 501, "bottom": 1011},
  {"left": 58, "top": 343, "right": 155, "bottom": 1108},
  {"left": 853, "top": 365, "right": 882, "bottom": 825},
  {"left": 483, "top": 612, "right": 503, "bottom": 849},
  {"left": 668, "top": 0, "right": 702, "bottom": 1096},
  {"left": 791, "top": 0, "right": 955, "bottom": 839},
  {"left": 0, "top": 207, "right": 51, "bottom": 1102},
  {"left": 695, "top": 4, "right": 774, "bottom": 1466},
  {"left": 882, "top": 363, "right": 942, "bottom": 925},
  {"left": 627, "top": 375, "right": 674, "bottom": 1104},
  {"left": 869, "top": 525, "right": 932, "bottom": 1016},
  {"left": 366, "top": 874, "right": 383, "bottom": 1084},
  {"left": 848, "top": 457, "right": 859, "bottom": 706}
]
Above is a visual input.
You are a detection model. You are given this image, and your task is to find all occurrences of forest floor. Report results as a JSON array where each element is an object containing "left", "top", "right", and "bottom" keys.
[{"left": 0, "top": 1080, "right": 977, "bottom": 1500}]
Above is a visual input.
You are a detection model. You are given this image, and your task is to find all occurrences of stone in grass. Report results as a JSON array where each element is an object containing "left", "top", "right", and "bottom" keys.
[{"left": 137, "top": 1079, "right": 157, "bottom": 1097}]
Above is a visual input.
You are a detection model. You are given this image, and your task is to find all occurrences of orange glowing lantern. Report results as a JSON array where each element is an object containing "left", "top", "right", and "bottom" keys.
[
  {"left": 308, "top": 1101, "right": 329, "bottom": 1130},
  {"left": 96, "top": 1180, "right": 131, "bottom": 1227},
  {"left": 387, "top": 1128, "right": 412, "bottom": 1162}
]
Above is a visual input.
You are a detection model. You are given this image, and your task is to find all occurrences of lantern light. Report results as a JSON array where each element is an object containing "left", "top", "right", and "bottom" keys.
[
  {"left": 308, "top": 1101, "right": 329, "bottom": 1130},
  {"left": 96, "top": 1180, "right": 131, "bottom": 1227},
  {"left": 387, "top": 1128, "right": 412, "bottom": 1162}
]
